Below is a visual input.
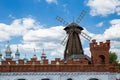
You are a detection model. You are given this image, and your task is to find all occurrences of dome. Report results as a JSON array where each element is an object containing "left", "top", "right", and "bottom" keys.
[{"left": 24, "top": 57, "right": 28, "bottom": 61}]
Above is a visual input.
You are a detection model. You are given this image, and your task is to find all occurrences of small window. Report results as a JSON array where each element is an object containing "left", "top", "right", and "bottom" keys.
[
  {"left": 67, "top": 78, "right": 72, "bottom": 80},
  {"left": 89, "top": 78, "right": 98, "bottom": 80},
  {"left": 18, "top": 79, "right": 25, "bottom": 80},
  {"left": 41, "top": 78, "right": 50, "bottom": 80}
]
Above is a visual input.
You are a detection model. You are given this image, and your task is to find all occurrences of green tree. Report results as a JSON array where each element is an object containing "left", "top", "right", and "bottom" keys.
[
  {"left": 109, "top": 51, "right": 120, "bottom": 67},
  {"left": 109, "top": 51, "right": 118, "bottom": 64}
]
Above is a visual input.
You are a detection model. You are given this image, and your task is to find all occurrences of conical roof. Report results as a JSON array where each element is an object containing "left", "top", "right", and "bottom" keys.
[{"left": 5, "top": 45, "right": 12, "bottom": 54}]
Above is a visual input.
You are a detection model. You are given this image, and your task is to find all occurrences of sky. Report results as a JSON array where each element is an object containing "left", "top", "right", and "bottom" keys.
[{"left": 0, "top": 0, "right": 120, "bottom": 60}]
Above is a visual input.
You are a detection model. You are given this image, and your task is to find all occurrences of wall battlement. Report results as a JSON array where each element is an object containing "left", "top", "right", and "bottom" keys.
[
  {"left": 90, "top": 40, "right": 110, "bottom": 50},
  {"left": 1, "top": 58, "right": 89, "bottom": 65}
]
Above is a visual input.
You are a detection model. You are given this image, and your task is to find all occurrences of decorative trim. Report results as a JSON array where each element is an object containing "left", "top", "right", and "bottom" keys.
[{"left": 0, "top": 72, "right": 110, "bottom": 76}]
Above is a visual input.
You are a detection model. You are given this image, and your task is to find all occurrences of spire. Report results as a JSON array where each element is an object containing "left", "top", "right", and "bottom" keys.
[
  {"left": 32, "top": 48, "right": 37, "bottom": 59},
  {"left": 5, "top": 41, "right": 12, "bottom": 59},
  {"left": 24, "top": 53, "right": 28, "bottom": 63},
  {"left": 41, "top": 49, "right": 46, "bottom": 60},
  {"left": 15, "top": 45, "right": 20, "bottom": 59}
]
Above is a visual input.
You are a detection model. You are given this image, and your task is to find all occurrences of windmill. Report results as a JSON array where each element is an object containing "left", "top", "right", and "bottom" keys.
[{"left": 56, "top": 10, "right": 91, "bottom": 61}]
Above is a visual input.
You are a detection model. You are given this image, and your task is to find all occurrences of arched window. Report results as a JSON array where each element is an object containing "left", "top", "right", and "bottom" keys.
[
  {"left": 99, "top": 55, "right": 105, "bottom": 64},
  {"left": 67, "top": 78, "right": 72, "bottom": 80},
  {"left": 17, "top": 79, "right": 26, "bottom": 80},
  {"left": 41, "top": 78, "right": 50, "bottom": 80},
  {"left": 89, "top": 78, "right": 98, "bottom": 80}
]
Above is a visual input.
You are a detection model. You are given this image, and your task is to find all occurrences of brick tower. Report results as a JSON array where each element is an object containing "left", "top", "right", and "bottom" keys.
[{"left": 90, "top": 40, "right": 110, "bottom": 64}]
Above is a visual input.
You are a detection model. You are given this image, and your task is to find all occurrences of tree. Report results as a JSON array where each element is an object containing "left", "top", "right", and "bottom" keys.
[
  {"left": 109, "top": 51, "right": 118, "bottom": 64},
  {"left": 109, "top": 51, "right": 120, "bottom": 67}
]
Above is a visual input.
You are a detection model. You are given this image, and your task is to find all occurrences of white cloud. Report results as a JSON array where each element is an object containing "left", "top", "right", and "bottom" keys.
[
  {"left": 0, "top": 17, "right": 41, "bottom": 41},
  {"left": 84, "top": 47, "right": 91, "bottom": 57},
  {"left": 96, "top": 22, "right": 104, "bottom": 27},
  {"left": 1, "top": 17, "right": 120, "bottom": 60},
  {"left": 87, "top": 0, "right": 120, "bottom": 16},
  {"left": 46, "top": 0, "right": 58, "bottom": 4},
  {"left": 23, "top": 26, "right": 65, "bottom": 59},
  {"left": 92, "top": 19, "right": 120, "bottom": 41},
  {"left": 89, "top": 19, "right": 120, "bottom": 60}
]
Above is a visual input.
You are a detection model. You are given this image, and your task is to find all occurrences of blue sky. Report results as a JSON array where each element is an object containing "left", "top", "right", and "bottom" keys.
[{"left": 0, "top": 0, "right": 120, "bottom": 60}]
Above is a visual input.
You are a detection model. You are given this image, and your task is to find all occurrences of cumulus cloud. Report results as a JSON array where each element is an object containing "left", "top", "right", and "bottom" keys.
[
  {"left": 87, "top": 0, "right": 120, "bottom": 16},
  {"left": 46, "top": 0, "right": 58, "bottom": 4},
  {"left": 92, "top": 19, "right": 120, "bottom": 41},
  {"left": 0, "top": 17, "right": 41, "bottom": 41},
  {"left": 1, "top": 17, "right": 120, "bottom": 60}
]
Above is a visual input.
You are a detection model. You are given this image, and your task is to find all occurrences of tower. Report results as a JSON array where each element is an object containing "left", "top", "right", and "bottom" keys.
[
  {"left": 41, "top": 49, "right": 46, "bottom": 60},
  {"left": 5, "top": 42, "right": 12, "bottom": 59},
  {"left": 90, "top": 40, "right": 110, "bottom": 64},
  {"left": 24, "top": 53, "right": 28, "bottom": 63},
  {"left": 64, "top": 22, "right": 84, "bottom": 60},
  {"left": 32, "top": 48, "right": 37, "bottom": 59},
  {"left": 15, "top": 46, "right": 20, "bottom": 60}
]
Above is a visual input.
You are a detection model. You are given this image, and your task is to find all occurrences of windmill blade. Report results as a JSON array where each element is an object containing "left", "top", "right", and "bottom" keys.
[
  {"left": 61, "top": 34, "right": 68, "bottom": 46},
  {"left": 61, "top": 30, "right": 73, "bottom": 46},
  {"left": 76, "top": 10, "right": 86, "bottom": 24},
  {"left": 81, "top": 32, "right": 92, "bottom": 41},
  {"left": 56, "top": 16, "right": 69, "bottom": 26}
]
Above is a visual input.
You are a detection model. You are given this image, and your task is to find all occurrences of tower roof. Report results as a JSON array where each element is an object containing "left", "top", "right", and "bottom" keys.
[
  {"left": 64, "top": 22, "right": 84, "bottom": 31},
  {"left": 5, "top": 44, "right": 12, "bottom": 54},
  {"left": 15, "top": 47, "right": 20, "bottom": 56}
]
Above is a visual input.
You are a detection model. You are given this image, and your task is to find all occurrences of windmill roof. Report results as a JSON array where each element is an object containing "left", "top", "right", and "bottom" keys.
[{"left": 64, "top": 22, "right": 84, "bottom": 30}]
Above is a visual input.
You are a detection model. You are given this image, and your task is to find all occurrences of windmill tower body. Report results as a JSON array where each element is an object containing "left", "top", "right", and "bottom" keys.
[{"left": 64, "top": 22, "right": 84, "bottom": 60}]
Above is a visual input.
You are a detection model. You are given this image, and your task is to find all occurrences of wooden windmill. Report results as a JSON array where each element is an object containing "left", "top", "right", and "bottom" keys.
[{"left": 56, "top": 10, "right": 91, "bottom": 61}]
